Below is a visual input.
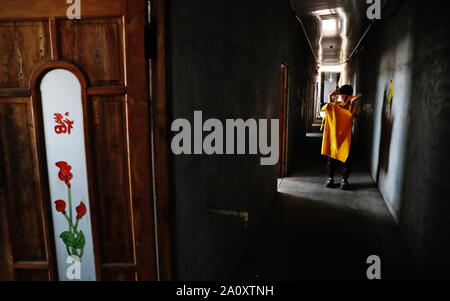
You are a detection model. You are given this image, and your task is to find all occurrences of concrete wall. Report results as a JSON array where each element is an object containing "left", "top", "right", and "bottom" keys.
[
  {"left": 167, "top": 0, "right": 315, "bottom": 280},
  {"left": 347, "top": 0, "right": 450, "bottom": 278}
]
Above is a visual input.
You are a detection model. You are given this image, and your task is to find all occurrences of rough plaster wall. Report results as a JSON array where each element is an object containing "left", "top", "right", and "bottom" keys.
[
  {"left": 398, "top": 0, "right": 450, "bottom": 278},
  {"left": 168, "top": 0, "right": 315, "bottom": 280},
  {"left": 347, "top": 0, "right": 450, "bottom": 278},
  {"left": 283, "top": 9, "right": 316, "bottom": 175},
  {"left": 347, "top": 0, "right": 415, "bottom": 216}
]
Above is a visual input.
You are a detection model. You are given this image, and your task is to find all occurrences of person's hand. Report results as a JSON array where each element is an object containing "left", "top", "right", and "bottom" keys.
[
  {"left": 330, "top": 90, "right": 340, "bottom": 96},
  {"left": 328, "top": 90, "right": 340, "bottom": 103},
  {"left": 352, "top": 93, "right": 362, "bottom": 103}
]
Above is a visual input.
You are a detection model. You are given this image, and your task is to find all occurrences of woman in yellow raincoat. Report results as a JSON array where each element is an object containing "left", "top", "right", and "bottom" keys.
[{"left": 321, "top": 85, "right": 362, "bottom": 190}]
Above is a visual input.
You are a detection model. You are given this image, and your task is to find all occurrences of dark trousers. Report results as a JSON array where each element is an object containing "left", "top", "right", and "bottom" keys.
[{"left": 327, "top": 145, "right": 353, "bottom": 181}]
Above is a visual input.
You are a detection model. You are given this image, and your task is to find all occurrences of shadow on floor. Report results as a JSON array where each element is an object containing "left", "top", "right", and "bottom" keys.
[{"left": 233, "top": 137, "right": 421, "bottom": 281}]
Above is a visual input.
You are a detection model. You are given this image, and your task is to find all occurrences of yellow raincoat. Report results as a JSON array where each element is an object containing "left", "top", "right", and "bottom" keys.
[{"left": 321, "top": 97, "right": 358, "bottom": 163}]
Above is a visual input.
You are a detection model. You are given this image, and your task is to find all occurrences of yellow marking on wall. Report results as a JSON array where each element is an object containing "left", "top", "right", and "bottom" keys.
[{"left": 387, "top": 79, "right": 394, "bottom": 109}]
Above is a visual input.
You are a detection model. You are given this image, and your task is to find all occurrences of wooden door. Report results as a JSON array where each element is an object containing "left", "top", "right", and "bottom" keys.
[
  {"left": 279, "top": 64, "right": 288, "bottom": 178},
  {"left": 0, "top": 0, "right": 159, "bottom": 280}
]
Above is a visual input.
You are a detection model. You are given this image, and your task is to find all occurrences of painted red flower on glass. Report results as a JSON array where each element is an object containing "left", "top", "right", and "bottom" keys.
[
  {"left": 54, "top": 161, "right": 86, "bottom": 261},
  {"left": 55, "top": 161, "right": 73, "bottom": 188},
  {"left": 76, "top": 202, "right": 87, "bottom": 219},
  {"left": 55, "top": 200, "right": 66, "bottom": 214}
]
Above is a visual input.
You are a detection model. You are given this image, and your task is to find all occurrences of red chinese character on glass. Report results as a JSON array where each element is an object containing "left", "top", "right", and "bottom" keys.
[{"left": 54, "top": 112, "right": 74, "bottom": 135}]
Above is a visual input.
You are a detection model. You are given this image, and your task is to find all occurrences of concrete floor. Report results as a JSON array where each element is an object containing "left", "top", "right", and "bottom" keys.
[{"left": 234, "top": 136, "right": 421, "bottom": 280}]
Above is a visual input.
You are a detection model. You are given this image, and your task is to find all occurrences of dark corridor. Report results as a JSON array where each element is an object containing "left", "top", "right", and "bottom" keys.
[{"left": 234, "top": 136, "right": 420, "bottom": 280}]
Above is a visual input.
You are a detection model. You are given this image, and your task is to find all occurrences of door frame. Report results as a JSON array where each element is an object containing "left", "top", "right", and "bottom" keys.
[
  {"left": 149, "top": 0, "right": 173, "bottom": 281},
  {"left": 279, "top": 63, "right": 289, "bottom": 179}
]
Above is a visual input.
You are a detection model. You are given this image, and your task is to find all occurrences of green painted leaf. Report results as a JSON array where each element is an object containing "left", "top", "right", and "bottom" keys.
[
  {"left": 73, "top": 231, "right": 86, "bottom": 249},
  {"left": 60, "top": 231, "right": 74, "bottom": 247}
]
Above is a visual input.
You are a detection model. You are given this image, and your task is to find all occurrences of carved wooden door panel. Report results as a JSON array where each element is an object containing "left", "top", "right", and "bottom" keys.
[{"left": 0, "top": 0, "right": 157, "bottom": 280}]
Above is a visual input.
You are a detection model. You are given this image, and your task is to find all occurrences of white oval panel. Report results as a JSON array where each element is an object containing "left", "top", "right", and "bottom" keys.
[{"left": 40, "top": 69, "right": 96, "bottom": 281}]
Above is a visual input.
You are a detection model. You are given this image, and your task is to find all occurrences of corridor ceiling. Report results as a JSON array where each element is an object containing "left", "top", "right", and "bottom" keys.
[{"left": 290, "top": 0, "right": 383, "bottom": 65}]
